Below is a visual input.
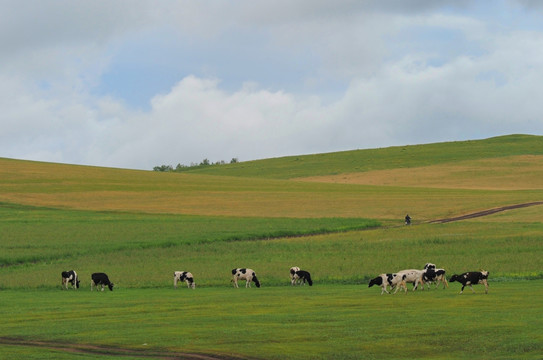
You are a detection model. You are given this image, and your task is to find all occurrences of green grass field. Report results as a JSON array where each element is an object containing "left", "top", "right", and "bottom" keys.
[
  {"left": 1, "top": 134, "right": 542, "bottom": 359},
  {"left": 1, "top": 283, "right": 542, "bottom": 359}
]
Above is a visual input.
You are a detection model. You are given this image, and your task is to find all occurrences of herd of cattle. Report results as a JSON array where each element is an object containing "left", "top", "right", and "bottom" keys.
[
  {"left": 61, "top": 264, "right": 490, "bottom": 294},
  {"left": 368, "top": 263, "right": 489, "bottom": 294}
]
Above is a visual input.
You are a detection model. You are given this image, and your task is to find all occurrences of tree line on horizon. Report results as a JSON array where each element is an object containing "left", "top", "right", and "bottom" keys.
[{"left": 153, "top": 158, "right": 239, "bottom": 172}]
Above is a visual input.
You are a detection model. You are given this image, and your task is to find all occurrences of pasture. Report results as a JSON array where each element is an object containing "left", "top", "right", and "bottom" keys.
[
  {"left": 1, "top": 283, "right": 542, "bottom": 359},
  {"left": 1, "top": 134, "right": 542, "bottom": 359}
]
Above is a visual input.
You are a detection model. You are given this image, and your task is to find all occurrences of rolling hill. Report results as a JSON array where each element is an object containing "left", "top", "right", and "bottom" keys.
[{"left": 1, "top": 134, "right": 542, "bottom": 359}]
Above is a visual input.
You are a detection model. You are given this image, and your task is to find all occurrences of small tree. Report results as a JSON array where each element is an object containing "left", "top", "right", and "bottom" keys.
[
  {"left": 153, "top": 165, "right": 174, "bottom": 172},
  {"left": 230, "top": 158, "right": 239, "bottom": 164}
]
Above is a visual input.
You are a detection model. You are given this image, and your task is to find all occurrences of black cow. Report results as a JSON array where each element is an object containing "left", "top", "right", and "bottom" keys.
[
  {"left": 61, "top": 270, "right": 80, "bottom": 290},
  {"left": 293, "top": 270, "right": 313, "bottom": 286},
  {"left": 91, "top": 272, "right": 114, "bottom": 291},
  {"left": 422, "top": 263, "right": 449, "bottom": 289},
  {"left": 449, "top": 271, "right": 489, "bottom": 294}
]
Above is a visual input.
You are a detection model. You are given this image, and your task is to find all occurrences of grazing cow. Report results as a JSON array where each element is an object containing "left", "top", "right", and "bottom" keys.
[
  {"left": 174, "top": 271, "right": 195, "bottom": 289},
  {"left": 290, "top": 266, "right": 300, "bottom": 285},
  {"left": 368, "top": 273, "right": 408, "bottom": 295},
  {"left": 292, "top": 270, "right": 313, "bottom": 286},
  {"left": 61, "top": 270, "right": 80, "bottom": 290},
  {"left": 422, "top": 263, "right": 449, "bottom": 289},
  {"left": 91, "top": 273, "right": 114, "bottom": 291},
  {"left": 396, "top": 269, "right": 425, "bottom": 291},
  {"left": 231, "top": 268, "right": 261, "bottom": 288},
  {"left": 450, "top": 271, "right": 489, "bottom": 294}
]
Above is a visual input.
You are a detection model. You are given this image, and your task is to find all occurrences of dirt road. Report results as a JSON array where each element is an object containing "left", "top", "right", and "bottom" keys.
[
  {"left": 0, "top": 336, "right": 253, "bottom": 360},
  {"left": 428, "top": 201, "right": 543, "bottom": 223}
]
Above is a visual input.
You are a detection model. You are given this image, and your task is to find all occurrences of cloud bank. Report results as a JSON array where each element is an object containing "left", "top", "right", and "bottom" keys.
[{"left": 1, "top": 1, "right": 542, "bottom": 169}]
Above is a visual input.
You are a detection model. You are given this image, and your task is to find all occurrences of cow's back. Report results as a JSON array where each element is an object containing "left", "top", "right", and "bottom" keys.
[{"left": 92, "top": 272, "right": 109, "bottom": 284}]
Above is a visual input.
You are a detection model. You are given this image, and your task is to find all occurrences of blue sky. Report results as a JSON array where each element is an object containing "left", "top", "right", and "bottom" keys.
[{"left": 1, "top": 0, "right": 543, "bottom": 170}]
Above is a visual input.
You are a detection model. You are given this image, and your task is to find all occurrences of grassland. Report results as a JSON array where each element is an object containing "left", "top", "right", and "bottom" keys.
[
  {"left": 0, "top": 134, "right": 542, "bottom": 359},
  {"left": 181, "top": 134, "right": 543, "bottom": 179},
  {"left": 1, "top": 283, "right": 542, "bottom": 360}
]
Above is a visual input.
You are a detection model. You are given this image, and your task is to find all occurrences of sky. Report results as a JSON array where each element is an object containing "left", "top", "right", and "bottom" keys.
[{"left": 2, "top": 0, "right": 543, "bottom": 170}]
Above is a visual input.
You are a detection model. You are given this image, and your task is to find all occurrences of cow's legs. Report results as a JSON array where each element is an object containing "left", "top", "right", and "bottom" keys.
[
  {"left": 482, "top": 280, "right": 489, "bottom": 294},
  {"left": 393, "top": 283, "right": 406, "bottom": 294}
]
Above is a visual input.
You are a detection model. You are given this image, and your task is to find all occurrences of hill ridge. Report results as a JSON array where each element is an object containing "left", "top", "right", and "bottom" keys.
[{"left": 178, "top": 134, "right": 543, "bottom": 179}]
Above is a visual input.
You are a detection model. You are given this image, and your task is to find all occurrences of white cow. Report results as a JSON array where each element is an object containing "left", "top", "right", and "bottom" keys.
[
  {"left": 174, "top": 271, "right": 195, "bottom": 289},
  {"left": 396, "top": 269, "right": 425, "bottom": 291},
  {"left": 61, "top": 270, "right": 80, "bottom": 290},
  {"left": 231, "top": 268, "right": 261, "bottom": 288},
  {"left": 290, "top": 266, "right": 300, "bottom": 285}
]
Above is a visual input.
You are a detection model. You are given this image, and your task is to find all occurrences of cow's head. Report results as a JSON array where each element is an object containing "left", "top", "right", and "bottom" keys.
[
  {"left": 108, "top": 283, "right": 114, "bottom": 291},
  {"left": 368, "top": 276, "right": 383, "bottom": 287},
  {"left": 424, "top": 263, "right": 436, "bottom": 270}
]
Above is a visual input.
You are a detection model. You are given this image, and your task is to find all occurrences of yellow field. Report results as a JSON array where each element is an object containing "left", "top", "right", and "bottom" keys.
[
  {"left": 298, "top": 155, "right": 543, "bottom": 190},
  {"left": 1, "top": 156, "right": 542, "bottom": 222}
]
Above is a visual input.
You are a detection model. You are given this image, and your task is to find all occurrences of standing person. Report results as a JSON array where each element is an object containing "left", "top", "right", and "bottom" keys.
[{"left": 405, "top": 214, "right": 411, "bottom": 225}]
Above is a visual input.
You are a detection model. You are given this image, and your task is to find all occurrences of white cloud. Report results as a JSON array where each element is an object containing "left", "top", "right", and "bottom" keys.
[{"left": 93, "top": 76, "right": 329, "bottom": 168}]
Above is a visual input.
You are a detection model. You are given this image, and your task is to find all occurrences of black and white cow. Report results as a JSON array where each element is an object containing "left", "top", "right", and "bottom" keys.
[
  {"left": 174, "top": 271, "right": 195, "bottom": 289},
  {"left": 290, "top": 266, "right": 300, "bottom": 285},
  {"left": 368, "top": 273, "right": 408, "bottom": 295},
  {"left": 449, "top": 271, "right": 489, "bottom": 294},
  {"left": 61, "top": 270, "right": 80, "bottom": 290},
  {"left": 422, "top": 263, "right": 449, "bottom": 289},
  {"left": 91, "top": 272, "right": 114, "bottom": 291},
  {"left": 231, "top": 268, "right": 261, "bottom": 288},
  {"left": 292, "top": 269, "right": 313, "bottom": 286}
]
